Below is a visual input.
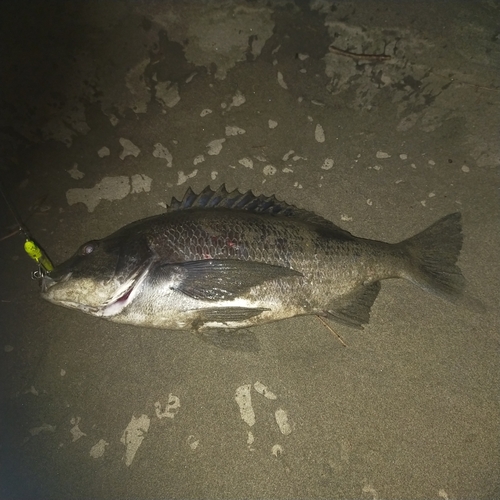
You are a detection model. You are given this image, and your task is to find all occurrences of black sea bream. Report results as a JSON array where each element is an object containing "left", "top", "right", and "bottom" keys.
[{"left": 41, "top": 185, "right": 468, "bottom": 331}]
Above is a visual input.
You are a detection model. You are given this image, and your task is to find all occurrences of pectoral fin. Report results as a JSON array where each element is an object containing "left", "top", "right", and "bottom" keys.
[
  {"left": 164, "top": 259, "right": 302, "bottom": 301},
  {"left": 326, "top": 281, "right": 381, "bottom": 329}
]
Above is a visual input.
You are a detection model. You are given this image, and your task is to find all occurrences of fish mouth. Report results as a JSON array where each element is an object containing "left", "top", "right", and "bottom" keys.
[
  {"left": 41, "top": 275, "right": 55, "bottom": 294},
  {"left": 41, "top": 272, "right": 71, "bottom": 293}
]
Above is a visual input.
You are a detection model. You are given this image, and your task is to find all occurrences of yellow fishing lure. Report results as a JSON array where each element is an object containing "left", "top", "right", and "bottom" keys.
[{"left": 24, "top": 239, "right": 54, "bottom": 273}]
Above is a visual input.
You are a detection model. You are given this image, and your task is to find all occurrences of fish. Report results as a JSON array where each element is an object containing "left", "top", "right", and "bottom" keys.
[{"left": 41, "top": 185, "right": 472, "bottom": 332}]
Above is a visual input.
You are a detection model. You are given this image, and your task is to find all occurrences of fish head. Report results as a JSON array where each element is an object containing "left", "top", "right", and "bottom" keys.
[{"left": 41, "top": 233, "right": 155, "bottom": 317}]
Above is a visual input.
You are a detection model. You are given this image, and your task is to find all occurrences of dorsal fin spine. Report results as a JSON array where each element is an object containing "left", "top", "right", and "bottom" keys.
[{"left": 165, "top": 185, "right": 352, "bottom": 238}]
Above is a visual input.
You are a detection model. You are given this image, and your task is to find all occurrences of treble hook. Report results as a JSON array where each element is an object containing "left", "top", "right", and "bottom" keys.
[{"left": 31, "top": 264, "right": 48, "bottom": 280}]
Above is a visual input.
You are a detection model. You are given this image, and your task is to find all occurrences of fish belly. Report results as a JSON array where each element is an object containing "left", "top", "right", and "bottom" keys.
[{"left": 109, "top": 279, "right": 310, "bottom": 331}]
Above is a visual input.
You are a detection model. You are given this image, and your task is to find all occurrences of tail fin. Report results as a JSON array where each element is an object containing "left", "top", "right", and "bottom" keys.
[{"left": 399, "top": 213, "right": 465, "bottom": 303}]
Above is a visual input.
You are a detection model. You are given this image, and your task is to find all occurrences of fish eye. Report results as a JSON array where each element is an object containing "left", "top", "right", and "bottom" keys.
[{"left": 80, "top": 241, "right": 98, "bottom": 255}]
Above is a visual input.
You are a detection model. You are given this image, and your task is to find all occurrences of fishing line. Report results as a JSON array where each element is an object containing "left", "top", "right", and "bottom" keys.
[{"left": 0, "top": 181, "right": 53, "bottom": 278}]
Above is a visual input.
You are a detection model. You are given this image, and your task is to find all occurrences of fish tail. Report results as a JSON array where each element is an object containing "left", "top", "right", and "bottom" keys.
[{"left": 399, "top": 213, "right": 466, "bottom": 303}]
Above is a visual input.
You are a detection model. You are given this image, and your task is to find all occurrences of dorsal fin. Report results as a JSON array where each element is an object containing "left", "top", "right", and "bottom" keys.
[{"left": 167, "top": 185, "right": 352, "bottom": 236}]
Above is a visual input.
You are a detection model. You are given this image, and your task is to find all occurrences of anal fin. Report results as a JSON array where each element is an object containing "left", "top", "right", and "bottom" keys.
[{"left": 326, "top": 281, "right": 381, "bottom": 329}]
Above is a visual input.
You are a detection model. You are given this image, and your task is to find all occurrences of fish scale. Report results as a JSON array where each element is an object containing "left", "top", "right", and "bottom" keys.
[
  {"left": 41, "top": 185, "right": 473, "bottom": 332},
  {"left": 150, "top": 209, "right": 308, "bottom": 266}
]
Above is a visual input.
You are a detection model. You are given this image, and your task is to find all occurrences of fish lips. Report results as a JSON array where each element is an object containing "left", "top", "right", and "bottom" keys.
[{"left": 41, "top": 271, "right": 70, "bottom": 292}]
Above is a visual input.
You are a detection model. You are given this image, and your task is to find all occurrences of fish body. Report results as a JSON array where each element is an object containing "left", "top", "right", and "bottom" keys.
[{"left": 41, "top": 185, "right": 466, "bottom": 331}]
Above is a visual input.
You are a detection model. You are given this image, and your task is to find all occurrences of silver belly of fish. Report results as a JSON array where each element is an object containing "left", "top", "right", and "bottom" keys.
[{"left": 109, "top": 276, "right": 307, "bottom": 331}]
